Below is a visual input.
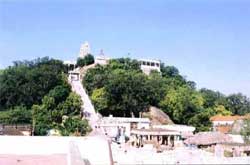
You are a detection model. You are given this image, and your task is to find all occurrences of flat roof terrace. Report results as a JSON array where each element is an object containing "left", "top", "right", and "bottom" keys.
[{"left": 0, "top": 136, "right": 112, "bottom": 165}]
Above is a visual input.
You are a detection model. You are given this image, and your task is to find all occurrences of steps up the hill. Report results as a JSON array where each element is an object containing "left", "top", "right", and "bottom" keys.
[{"left": 69, "top": 64, "right": 100, "bottom": 130}]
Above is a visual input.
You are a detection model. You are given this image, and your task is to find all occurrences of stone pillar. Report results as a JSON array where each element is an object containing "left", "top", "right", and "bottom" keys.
[
  {"left": 168, "top": 136, "right": 171, "bottom": 146},
  {"left": 165, "top": 136, "right": 168, "bottom": 145},
  {"left": 159, "top": 136, "right": 163, "bottom": 145}
]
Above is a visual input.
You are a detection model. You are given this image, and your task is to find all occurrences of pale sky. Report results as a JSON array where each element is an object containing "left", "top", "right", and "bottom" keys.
[{"left": 1, "top": 0, "right": 250, "bottom": 96}]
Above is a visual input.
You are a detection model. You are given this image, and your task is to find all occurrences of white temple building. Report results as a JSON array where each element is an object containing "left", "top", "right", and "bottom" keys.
[
  {"left": 79, "top": 41, "right": 91, "bottom": 58},
  {"left": 95, "top": 49, "right": 110, "bottom": 65},
  {"left": 139, "top": 59, "right": 161, "bottom": 75}
]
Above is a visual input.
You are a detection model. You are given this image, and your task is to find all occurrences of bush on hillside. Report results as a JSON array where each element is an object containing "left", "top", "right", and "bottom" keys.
[{"left": 76, "top": 54, "right": 94, "bottom": 67}]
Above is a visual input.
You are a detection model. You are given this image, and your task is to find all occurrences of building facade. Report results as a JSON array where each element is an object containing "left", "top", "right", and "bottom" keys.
[
  {"left": 139, "top": 59, "right": 161, "bottom": 75},
  {"left": 79, "top": 41, "right": 91, "bottom": 58}
]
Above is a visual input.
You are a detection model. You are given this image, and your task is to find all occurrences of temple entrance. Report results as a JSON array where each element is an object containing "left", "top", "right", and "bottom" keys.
[{"left": 69, "top": 71, "right": 80, "bottom": 81}]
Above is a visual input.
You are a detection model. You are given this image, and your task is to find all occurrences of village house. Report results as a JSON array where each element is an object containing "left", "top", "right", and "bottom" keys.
[
  {"left": 210, "top": 115, "right": 243, "bottom": 133},
  {"left": 152, "top": 124, "right": 195, "bottom": 139},
  {"left": 98, "top": 115, "right": 196, "bottom": 151},
  {"left": 130, "top": 128, "right": 181, "bottom": 149},
  {"left": 184, "top": 132, "right": 233, "bottom": 153},
  {"left": 210, "top": 115, "right": 246, "bottom": 134},
  {"left": 184, "top": 131, "right": 250, "bottom": 157},
  {"left": 98, "top": 116, "right": 150, "bottom": 138},
  {"left": 0, "top": 124, "right": 31, "bottom": 136}
]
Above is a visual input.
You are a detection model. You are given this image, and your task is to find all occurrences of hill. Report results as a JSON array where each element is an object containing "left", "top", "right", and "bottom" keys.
[
  {"left": 142, "top": 106, "right": 173, "bottom": 125},
  {"left": 0, "top": 57, "right": 90, "bottom": 136},
  {"left": 83, "top": 58, "right": 250, "bottom": 131}
]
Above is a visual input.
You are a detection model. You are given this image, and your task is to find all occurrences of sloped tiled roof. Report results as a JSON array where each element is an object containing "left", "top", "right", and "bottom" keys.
[
  {"left": 210, "top": 115, "right": 244, "bottom": 121},
  {"left": 184, "top": 132, "right": 232, "bottom": 145}
]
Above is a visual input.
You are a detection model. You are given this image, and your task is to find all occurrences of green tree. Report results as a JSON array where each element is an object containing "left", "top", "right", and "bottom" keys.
[
  {"left": 147, "top": 71, "right": 166, "bottom": 106},
  {"left": 84, "top": 54, "right": 95, "bottom": 65},
  {"left": 160, "top": 64, "right": 179, "bottom": 77},
  {"left": 76, "top": 58, "right": 85, "bottom": 67},
  {"left": 225, "top": 93, "right": 250, "bottom": 115},
  {"left": 61, "top": 92, "right": 82, "bottom": 116},
  {"left": 32, "top": 104, "right": 52, "bottom": 135},
  {"left": 188, "top": 108, "right": 214, "bottom": 132},
  {"left": 200, "top": 88, "right": 226, "bottom": 108},
  {"left": 59, "top": 117, "right": 91, "bottom": 136},
  {"left": 0, "top": 57, "right": 66, "bottom": 109},
  {"left": 214, "top": 105, "right": 232, "bottom": 116},
  {"left": 47, "top": 85, "right": 70, "bottom": 104},
  {"left": 188, "top": 105, "right": 231, "bottom": 132},
  {"left": 91, "top": 87, "right": 108, "bottom": 114},
  {"left": 0, "top": 106, "right": 31, "bottom": 124},
  {"left": 160, "top": 86, "right": 204, "bottom": 124},
  {"left": 76, "top": 54, "right": 95, "bottom": 67},
  {"left": 105, "top": 70, "right": 151, "bottom": 117},
  {"left": 240, "top": 118, "right": 250, "bottom": 144},
  {"left": 109, "top": 58, "right": 140, "bottom": 71},
  {"left": 83, "top": 65, "right": 109, "bottom": 94}
]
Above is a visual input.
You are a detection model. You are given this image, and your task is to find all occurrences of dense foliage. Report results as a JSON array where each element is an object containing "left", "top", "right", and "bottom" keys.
[
  {"left": 0, "top": 57, "right": 90, "bottom": 136},
  {"left": 32, "top": 91, "right": 88, "bottom": 135},
  {"left": 83, "top": 58, "right": 250, "bottom": 131},
  {"left": 240, "top": 118, "right": 250, "bottom": 144},
  {"left": 0, "top": 106, "right": 31, "bottom": 124},
  {"left": 59, "top": 117, "right": 91, "bottom": 136},
  {"left": 0, "top": 57, "right": 67, "bottom": 110},
  {"left": 76, "top": 54, "right": 95, "bottom": 67}
]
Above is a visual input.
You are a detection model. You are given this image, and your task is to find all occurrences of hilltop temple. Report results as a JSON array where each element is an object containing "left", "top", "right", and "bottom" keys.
[
  {"left": 65, "top": 42, "right": 162, "bottom": 78},
  {"left": 79, "top": 41, "right": 91, "bottom": 58}
]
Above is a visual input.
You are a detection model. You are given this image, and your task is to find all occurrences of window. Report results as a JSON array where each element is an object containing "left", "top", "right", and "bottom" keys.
[{"left": 151, "top": 62, "right": 155, "bottom": 66}]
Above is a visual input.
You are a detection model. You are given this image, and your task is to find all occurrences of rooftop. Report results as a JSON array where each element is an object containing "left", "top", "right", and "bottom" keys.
[
  {"left": 0, "top": 136, "right": 111, "bottom": 165},
  {"left": 184, "top": 132, "right": 233, "bottom": 146},
  {"left": 131, "top": 128, "right": 180, "bottom": 136},
  {"left": 210, "top": 115, "right": 245, "bottom": 121},
  {"left": 139, "top": 59, "right": 161, "bottom": 64},
  {"left": 100, "top": 117, "right": 150, "bottom": 124}
]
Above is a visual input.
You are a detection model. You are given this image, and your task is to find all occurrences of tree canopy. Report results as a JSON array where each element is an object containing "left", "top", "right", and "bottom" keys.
[
  {"left": 0, "top": 57, "right": 90, "bottom": 136},
  {"left": 0, "top": 57, "right": 67, "bottom": 110},
  {"left": 83, "top": 58, "right": 250, "bottom": 131},
  {"left": 76, "top": 54, "right": 95, "bottom": 67},
  {"left": 1, "top": 56, "right": 250, "bottom": 133}
]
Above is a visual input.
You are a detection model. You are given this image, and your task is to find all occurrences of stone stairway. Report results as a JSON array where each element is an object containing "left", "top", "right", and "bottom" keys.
[{"left": 69, "top": 65, "right": 101, "bottom": 131}]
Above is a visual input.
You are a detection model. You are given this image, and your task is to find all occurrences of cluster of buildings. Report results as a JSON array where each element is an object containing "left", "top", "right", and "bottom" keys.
[
  {"left": 65, "top": 42, "right": 162, "bottom": 80},
  {"left": 97, "top": 115, "right": 195, "bottom": 151},
  {"left": 95, "top": 113, "right": 250, "bottom": 157},
  {"left": 64, "top": 42, "right": 250, "bottom": 158},
  {"left": 210, "top": 114, "right": 249, "bottom": 134},
  {"left": 181, "top": 114, "right": 250, "bottom": 157}
]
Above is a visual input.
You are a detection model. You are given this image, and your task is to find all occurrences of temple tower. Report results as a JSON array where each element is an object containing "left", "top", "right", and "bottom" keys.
[{"left": 79, "top": 41, "right": 90, "bottom": 58}]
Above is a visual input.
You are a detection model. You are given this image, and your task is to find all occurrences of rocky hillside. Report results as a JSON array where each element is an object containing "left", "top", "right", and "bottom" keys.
[{"left": 143, "top": 106, "right": 174, "bottom": 125}]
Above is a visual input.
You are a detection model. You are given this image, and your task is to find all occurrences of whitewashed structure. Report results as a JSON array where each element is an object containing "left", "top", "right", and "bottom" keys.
[
  {"left": 139, "top": 59, "right": 161, "bottom": 75},
  {"left": 98, "top": 116, "right": 150, "bottom": 138},
  {"left": 63, "top": 60, "right": 77, "bottom": 69},
  {"left": 129, "top": 124, "right": 195, "bottom": 148},
  {"left": 68, "top": 69, "right": 80, "bottom": 81},
  {"left": 95, "top": 49, "right": 110, "bottom": 65},
  {"left": 79, "top": 41, "right": 91, "bottom": 58},
  {"left": 0, "top": 136, "right": 112, "bottom": 165},
  {"left": 153, "top": 124, "right": 195, "bottom": 133}
]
